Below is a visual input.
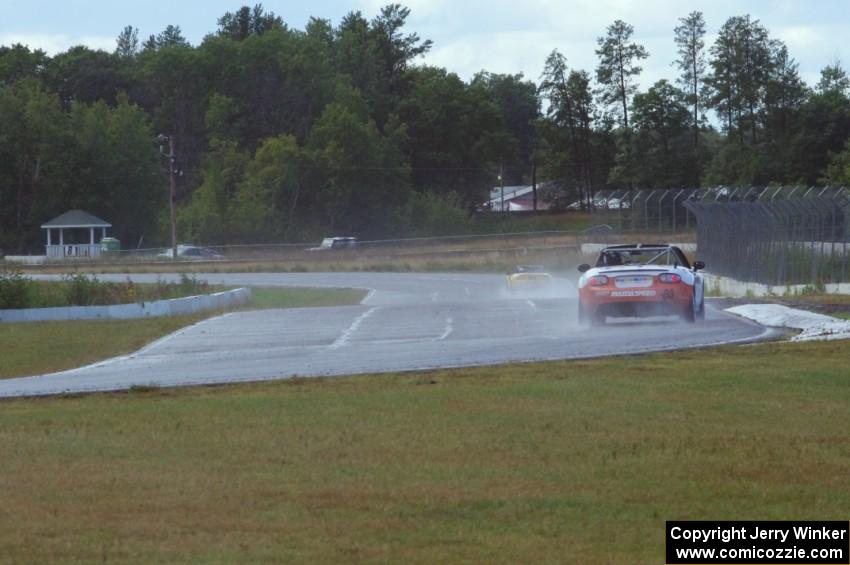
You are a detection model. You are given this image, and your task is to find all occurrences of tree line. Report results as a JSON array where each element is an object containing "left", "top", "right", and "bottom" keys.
[{"left": 2, "top": 5, "right": 850, "bottom": 252}]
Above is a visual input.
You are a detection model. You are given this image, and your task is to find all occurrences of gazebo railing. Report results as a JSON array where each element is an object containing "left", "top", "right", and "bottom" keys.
[{"left": 46, "top": 244, "right": 102, "bottom": 259}]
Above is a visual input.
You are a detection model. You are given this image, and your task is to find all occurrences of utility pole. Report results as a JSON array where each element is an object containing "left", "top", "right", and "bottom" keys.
[
  {"left": 531, "top": 151, "right": 537, "bottom": 212},
  {"left": 159, "top": 133, "right": 178, "bottom": 260},
  {"left": 499, "top": 157, "right": 504, "bottom": 213},
  {"left": 169, "top": 136, "right": 177, "bottom": 261}
]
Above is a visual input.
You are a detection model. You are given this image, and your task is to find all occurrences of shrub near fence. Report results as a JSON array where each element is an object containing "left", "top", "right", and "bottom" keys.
[
  {"left": 0, "top": 271, "right": 212, "bottom": 310},
  {"left": 684, "top": 188, "right": 850, "bottom": 286},
  {"left": 0, "top": 269, "right": 32, "bottom": 309}
]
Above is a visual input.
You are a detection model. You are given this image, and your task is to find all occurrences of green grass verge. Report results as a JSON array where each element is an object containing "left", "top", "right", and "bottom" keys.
[
  {"left": 0, "top": 340, "right": 848, "bottom": 563},
  {"left": 0, "top": 287, "right": 365, "bottom": 379},
  {"left": 0, "top": 315, "right": 208, "bottom": 380},
  {"left": 247, "top": 286, "right": 367, "bottom": 309}
]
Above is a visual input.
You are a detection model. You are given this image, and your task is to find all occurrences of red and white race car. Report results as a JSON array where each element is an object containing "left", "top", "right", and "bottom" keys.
[{"left": 577, "top": 244, "right": 706, "bottom": 325}]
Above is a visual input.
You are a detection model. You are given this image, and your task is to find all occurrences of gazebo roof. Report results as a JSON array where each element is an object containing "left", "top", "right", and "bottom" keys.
[{"left": 41, "top": 210, "right": 111, "bottom": 229}]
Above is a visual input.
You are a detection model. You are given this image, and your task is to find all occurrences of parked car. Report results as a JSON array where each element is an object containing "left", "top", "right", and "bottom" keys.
[
  {"left": 158, "top": 244, "right": 224, "bottom": 260},
  {"left": 307, "top": 237, "right": 359, "bottom": 251},
  {"left": 577, "top": 244, "right": 705, "bottom": 324}
]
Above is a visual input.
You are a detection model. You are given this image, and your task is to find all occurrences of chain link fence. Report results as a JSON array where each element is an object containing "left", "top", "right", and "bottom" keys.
[
  {"left": 683, "top": 187, "right": 850, "bottom": 286},
  {"left": 588, "top": 186, "right": 828, "bottom": 234},
  {"left": 8, "top": 186, "right": 848, "bottom": 280}
]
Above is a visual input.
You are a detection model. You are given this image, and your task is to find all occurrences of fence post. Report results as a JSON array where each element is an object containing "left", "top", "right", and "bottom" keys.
[
  {"left": 728, "top": 187, "right": 741, "bottom": 201},
  {"left": 618, "top": 189, "right": 629, "bottom": 233},
  {"left": 658, "top": 191, "right": 670, "bottom": 234},
  {"left": 672, "top": 189, "right": 684, "bottom": 235},
  {"left": 644, "top": 190, "right": 656, "bottom": 234}
]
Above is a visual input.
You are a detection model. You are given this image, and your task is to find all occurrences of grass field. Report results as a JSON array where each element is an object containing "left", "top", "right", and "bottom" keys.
[
  {"left": 0, "top": 339, "right": 848, "bottom": 563},
  {"left": 247, "top": 286, "right": 366, "bottom": 309},
  {"left": 0, "top": 287, "right": 366, "bottom": 379},
  {"left": 19, "top": 252, "right": 586, "bottom": 276}
]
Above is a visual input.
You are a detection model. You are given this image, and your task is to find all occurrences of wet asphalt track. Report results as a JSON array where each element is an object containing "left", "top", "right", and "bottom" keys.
[{"left": 0, "top": 273, "right": 772, "bottom": 397}]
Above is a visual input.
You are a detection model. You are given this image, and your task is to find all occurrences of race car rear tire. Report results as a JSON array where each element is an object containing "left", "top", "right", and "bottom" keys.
[
  {"left": 681, "top": 293, "right": 697, "bottom": 323},
  {"left": 580, "top": 304, "right": 604, "bottom": 326},
  {"left": 579, "top": 304, "right": 603, "bottom": 326}
]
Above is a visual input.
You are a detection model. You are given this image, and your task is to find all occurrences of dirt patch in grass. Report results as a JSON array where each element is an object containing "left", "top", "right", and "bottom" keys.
[{"left": 0, "top": 340, "right": 848, "bottom": 563}]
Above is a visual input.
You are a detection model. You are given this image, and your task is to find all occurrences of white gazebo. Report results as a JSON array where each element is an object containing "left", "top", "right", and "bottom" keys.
[{"left": 41, "top": 210, "right": 112, "bottom": 259}]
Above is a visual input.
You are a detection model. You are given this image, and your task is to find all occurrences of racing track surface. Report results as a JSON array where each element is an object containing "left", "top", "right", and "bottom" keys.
[{"left": 0, "top": 273, "right": 773, "bottom": 397}]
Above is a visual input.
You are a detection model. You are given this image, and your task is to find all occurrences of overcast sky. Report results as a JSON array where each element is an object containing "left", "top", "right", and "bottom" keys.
[{"left": 2, "top": 0, "right": 848, "bottom": 90}]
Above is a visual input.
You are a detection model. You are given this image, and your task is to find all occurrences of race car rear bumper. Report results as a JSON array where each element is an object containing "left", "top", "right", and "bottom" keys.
[{"left": 579, "top": 285, "right": 692, "bottom": 318}]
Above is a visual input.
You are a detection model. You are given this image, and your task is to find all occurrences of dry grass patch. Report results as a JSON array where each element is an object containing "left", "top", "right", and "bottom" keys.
[
  {"left": 0, "top": 340, "right": 848, "bottom": 563},
  {"left": 19, "top": 230, "right": 693, "bottom": 276}
]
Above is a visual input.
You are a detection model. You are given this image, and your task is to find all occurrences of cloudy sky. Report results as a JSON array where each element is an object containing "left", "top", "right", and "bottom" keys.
[{"left": 2, "top": 0, "right": 848, "bottom": 89}]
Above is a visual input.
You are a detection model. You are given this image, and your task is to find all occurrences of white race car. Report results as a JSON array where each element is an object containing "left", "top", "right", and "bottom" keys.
[{"left": 577, "top": 244, "right": 705, "bottom": 324}]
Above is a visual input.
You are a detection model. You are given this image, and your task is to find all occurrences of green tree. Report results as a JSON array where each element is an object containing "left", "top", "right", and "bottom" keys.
[
  {"left": 673, "top": 11, "right": 707, "bottom": 185},
  {"left": 706, "top": 15, "right": 772, "bottom": 144},
  {"left": 820, "top": 138, "right": 850, "bottom": 185},
  {"left": 0, "top": 44, "right": 48, "bottom": 85},
  {"left": 201, "top": 24, "right": 335, "bottom": 146},
  {"left": 116, "top": 26, "right": 140, "bottom": 58},
  {"left": 799, "top": 91, "right": 850, "bottom": 184},
  {"left": 793, "top": 64, "right": 850, "bottom": 184},
  {"left": 471, "top": 71, "right": 540, "bottom": 186},
  {"left": 177, "top": 164, "right": 229, "bottom": 244},
  {"left": 0, "top": 79, "right": 68, "bottom": 252},
  {"left": 398, "top": 66, "right": 502, "bottom": 208},
  {"left": 63, "top": 97, "right": 160, "bottom": 244},
  {"left": 539, "top": 50, "right": 597, "bottom": 207},
  {"left": 763, "top": 41, "right": 806, "bottom": 143},
  {"left": 43, "top": 46, "right": 131, "bottom": 106},
  {"left": 143, "top": 25, "right": 190, "bottom": 51},
  {"left": 628, "top": 80, "right": 692, "bottom": 187},
  {"left": 138, "top": 42, "right": 209, "bottom": 191},
  {"left": 595, "top": 20, "right": 649, "bottom": 128},
  {"left": 232, "top": 136, "right": 304, "bottom": 242},
  {"left": 371, "top": 4, "right": 432, "bottom": 93},
  {"left": 307, "top": 84, "right": 410, "bottom": 235},
  {"left": 216, "top": 4, "right": 285, "bottom": 41},
  {"left": 816, "top": 61, "right": 850, "bottom": 96},
  {"left": 673, "top": 11, "right": 707, "bottom": 149},
  {"left": 334, "top": 5, "right": 431, "bottom": 128}
]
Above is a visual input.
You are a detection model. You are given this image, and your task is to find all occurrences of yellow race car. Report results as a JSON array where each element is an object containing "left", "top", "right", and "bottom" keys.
[{"left": 506, "top": 265, "right": 554, "bottom": 292}]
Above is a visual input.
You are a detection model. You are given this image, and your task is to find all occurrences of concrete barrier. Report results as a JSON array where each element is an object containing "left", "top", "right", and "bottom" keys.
[
  {"left": 0, "top": 288, "right": 252, "bottom": 323},
  {"left": 3, "top": 255, "right": 47, "bottom": 265},
  {"left": 704, "top": 274, "right": 850, "bottom": 298}
]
